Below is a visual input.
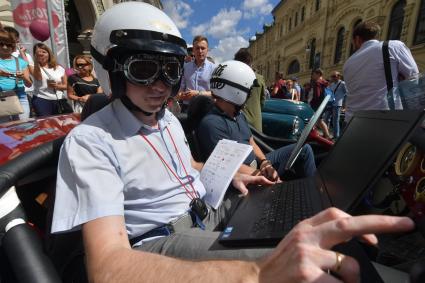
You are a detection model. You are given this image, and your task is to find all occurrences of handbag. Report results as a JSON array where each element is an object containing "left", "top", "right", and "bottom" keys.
[
  {"left": 56, "top": 97, "right": 73, "bottom": 114},
  {"left": 0, "top": 57, "right": 24, "bottom": 117},
  {"left": 41, "top": 66, "right": 73, "bottom": 114}
]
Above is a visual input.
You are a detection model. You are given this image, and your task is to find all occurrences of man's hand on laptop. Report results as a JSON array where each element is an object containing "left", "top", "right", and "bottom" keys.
[
  {"left": 259, "top": 160, "right": 280, "bottom": 182},
  {"left": 232, "top": 173, "right": 274, "bottom": 196},
  {"left": 256, "top": 207, "right": 414, "bottom": 283}
]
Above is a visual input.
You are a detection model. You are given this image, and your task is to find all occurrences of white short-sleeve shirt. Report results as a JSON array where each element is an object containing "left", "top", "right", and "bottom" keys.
[
  {"left": 51, "top": 99, "right": 206, "bottom": 240},
  {"left": 343, "top": 40, "right": 419, "bottom": 121},
  {"left": 33, "top": 65, "right": 66, "bottom": 100}
]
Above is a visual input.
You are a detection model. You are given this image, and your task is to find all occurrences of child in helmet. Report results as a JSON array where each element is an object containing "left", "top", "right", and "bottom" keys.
[{"left": 51, "top": 3, "right": 414, "bottom": 283}]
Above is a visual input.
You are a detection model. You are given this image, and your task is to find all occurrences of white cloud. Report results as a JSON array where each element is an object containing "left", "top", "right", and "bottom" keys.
[
  {"left": 209, "top": 36, "right": 249, "bottom": 63},
  {"left": 191, "top": 8, "right": 242, "bottom": 39},
  {"left": 191, "top": 23, "right": 208, "bottom": 36},
  {"left": 163, "top": 0, "right": 193, "bottom": 29},
  {"left": 242, "top": 0, "right": 273, "bottom": 19}
]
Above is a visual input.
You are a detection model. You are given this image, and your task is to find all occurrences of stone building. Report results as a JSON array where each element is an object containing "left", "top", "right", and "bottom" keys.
[
  {"left": 248, "top": 0, "right": 425, "bottom": 85},
  {"left": 0, "top": 0, "right": 162, "bottom": 59}
]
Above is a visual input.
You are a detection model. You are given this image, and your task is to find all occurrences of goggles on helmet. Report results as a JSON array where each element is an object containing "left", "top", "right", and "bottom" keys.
[{"left": 118, "top": 53, "right": 182, "bottom": 87}]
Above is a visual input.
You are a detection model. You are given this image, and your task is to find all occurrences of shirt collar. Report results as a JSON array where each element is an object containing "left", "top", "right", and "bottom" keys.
[
  {"left": 111, "top": 99, "right": 173, "bottom": 136},
  {"left": 211, "top": 105, "right": 240, "bottom": 121},
  {"left": 193, "top": 59, "right": 206, "bottom": 69},
  {"left": 359, "top": 39, "right": 379, "bottom": 50}
]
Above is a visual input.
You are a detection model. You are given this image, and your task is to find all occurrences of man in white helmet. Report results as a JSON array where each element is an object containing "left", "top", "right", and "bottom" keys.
[
  {"left": 197, "top": 61, "right": 316, "bottom": 185},
  {"left": 50, "top": 3, "right": 414, "bottom": 282}
]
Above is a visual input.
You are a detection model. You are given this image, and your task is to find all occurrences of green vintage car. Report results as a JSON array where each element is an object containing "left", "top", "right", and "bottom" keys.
[{"left": 261, "top": 99, "right": 314, "bottom": 140}]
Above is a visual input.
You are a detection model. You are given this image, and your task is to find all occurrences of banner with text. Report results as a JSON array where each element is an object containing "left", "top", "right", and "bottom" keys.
[{"left": 10, "top": 0, "right": 70, "bottom": 68}]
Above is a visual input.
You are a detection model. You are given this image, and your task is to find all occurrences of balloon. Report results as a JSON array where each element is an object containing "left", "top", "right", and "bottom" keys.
[{"left": 29, "top": 20, "right": 50, "bottom": 41}]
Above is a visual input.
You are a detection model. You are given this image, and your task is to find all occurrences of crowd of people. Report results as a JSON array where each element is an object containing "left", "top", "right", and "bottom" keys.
[
  {"left": 265, "top": 21, "right": 418, "bottom": 140},
  {"left": 0, "top": 25, "right": 104, "bottom": 124}
]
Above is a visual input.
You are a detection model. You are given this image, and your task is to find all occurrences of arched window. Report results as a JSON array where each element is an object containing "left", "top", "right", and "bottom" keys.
[
  {"left": 287, "top": 60, "right": 300, "bottom": 75},
  {"left": 387, "top": 0, "right": 406, "bottom": 40},
  {"left": 349, "top": 19, "right": 362, "bottom": 55},
  {"left": 295, "top": 12, "right": 298, "bottom": 26},
  {"left": 414, "top": 0, "right": 425, "bottom": 45},
  {"left": 301, "top": 6, "right": 305, "bottom": 22},
  {"left": 289, "top": 17, "right": 292, "bottom": 30},
  {"left": 308, "top": 38, "right": 316, "bottom": 69},
  {"left": 315, "top": 0, "right": 320, "bottom": 11},
  {"left": 334, "top": 27, "right": 345, "bottom": 64}
]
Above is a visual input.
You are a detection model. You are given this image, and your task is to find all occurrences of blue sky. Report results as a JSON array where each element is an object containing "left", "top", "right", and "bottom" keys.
[{"left": 162, "top": 0, "right": 280, "bottom": 63}]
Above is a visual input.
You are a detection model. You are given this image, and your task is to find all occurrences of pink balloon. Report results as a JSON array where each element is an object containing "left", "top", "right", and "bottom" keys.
[
  {"left": 65, "top": 68, "right": 75, "bottom": 77},
  {"left": 29, "top": 20, "right": 50, "bottom": 42}
]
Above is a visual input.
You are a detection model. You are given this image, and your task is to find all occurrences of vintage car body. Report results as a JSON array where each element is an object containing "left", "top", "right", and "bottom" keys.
[
  {"left": 0, "top": 114, "right": 81, "bottom": 283},
  {"left": 0, "top": 114, "right": 80, "bottom": 166},
  {"left": 262, "top": 99, "right": 314, "bottom": 140}
]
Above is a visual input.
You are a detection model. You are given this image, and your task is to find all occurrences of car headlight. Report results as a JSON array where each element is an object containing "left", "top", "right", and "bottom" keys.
[{"left": 292, "top": 117, "right": 300, "bottom": 136}]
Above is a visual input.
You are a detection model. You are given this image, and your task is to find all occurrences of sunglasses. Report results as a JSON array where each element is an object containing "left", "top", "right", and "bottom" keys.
[
  {"left": 0, "top": 42, "right": 14, "bottom": 48},
  {"left": 119, "top": 54, "right": 182, "bottom": 87},
  {"left": 76, "top": 63, "right": 90, "bottom": 68}
]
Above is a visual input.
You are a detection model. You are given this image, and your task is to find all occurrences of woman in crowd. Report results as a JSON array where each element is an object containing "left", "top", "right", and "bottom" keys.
[
  {"left": 31, "top": 43, "right": 68, "bottom": 117},
  {"left": 0, "top": 29, "right": 32, "bottom": 123},
  {"left": 67, "top": 55, "right": 102, "bottom": 113},
  {"left": 271, "top": 71, "right": 289, "bottom": 99},
  {"left": 286, "top": 79, "right": 300, "bottom": 101}
]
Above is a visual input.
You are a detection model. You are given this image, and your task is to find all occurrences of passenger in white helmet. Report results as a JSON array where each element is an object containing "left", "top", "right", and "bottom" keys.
[
  {"left": 197, "top": 60, "right": 316, "bottom": 184},
  {"left": 51, "top": 3, "right": 415, "bottom": 283}
]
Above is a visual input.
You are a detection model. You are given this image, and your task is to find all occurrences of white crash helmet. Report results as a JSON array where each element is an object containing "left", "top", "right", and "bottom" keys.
[
  {"left": 90, "top": 2, "right": 187, "bottom": 97},
  {"left": 210, "top": 60, "right": 257, "bottom": 106}
]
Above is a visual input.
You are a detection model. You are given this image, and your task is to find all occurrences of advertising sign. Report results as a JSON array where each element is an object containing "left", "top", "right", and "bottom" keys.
[{"left": 10, "top": 0, "right": 70, "bottom": 68}]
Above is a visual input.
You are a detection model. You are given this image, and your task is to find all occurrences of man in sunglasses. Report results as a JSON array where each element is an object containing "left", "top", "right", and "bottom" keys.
[{"left": 51, "top": 3, "right": 415, "bottom": 283}]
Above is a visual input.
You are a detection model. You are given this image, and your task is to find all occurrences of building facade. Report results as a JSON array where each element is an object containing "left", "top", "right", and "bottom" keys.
[
  {"left": 0, "top": 0, "right": 162, "bottom": 59},
  {"left": 248, "top": 0, "right": 425, "bottom": 86}
]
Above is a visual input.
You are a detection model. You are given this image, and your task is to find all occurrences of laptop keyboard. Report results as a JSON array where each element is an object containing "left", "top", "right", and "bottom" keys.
[{"left": 250, "top": 180, "right": 314, "bottom": 236}]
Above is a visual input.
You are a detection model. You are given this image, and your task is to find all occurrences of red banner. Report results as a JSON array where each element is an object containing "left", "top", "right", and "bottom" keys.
[
  {"left": 10, "top": 0, "right": 70, "bottom": 68},
  {"left": 13, "top": 0, "right": 59, "bottom": 28}
]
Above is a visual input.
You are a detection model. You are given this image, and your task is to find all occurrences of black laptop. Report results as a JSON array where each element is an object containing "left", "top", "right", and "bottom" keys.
[{"left": 219, "top": 110, "right": 425, "bottom": 246}]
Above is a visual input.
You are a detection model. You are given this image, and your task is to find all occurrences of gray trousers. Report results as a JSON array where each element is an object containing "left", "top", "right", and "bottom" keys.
[{"left": 135, "top": 190, "right": 273, "bottom": 260}]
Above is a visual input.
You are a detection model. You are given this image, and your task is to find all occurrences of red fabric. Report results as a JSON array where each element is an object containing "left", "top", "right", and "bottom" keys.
[
  {"left": 310, "top": 79, "right": 329, "bottom": 110},
  {"left": 272, "top": 79, "right": 289, "bottom": 99}
]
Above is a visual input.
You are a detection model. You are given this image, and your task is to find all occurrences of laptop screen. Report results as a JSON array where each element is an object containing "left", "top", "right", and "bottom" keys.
[
  {"left": 285, "top": 95, "right": 331, "bottom": 171},
  {"left": 319, "top": 110, "right": 424, "bottom": 211}
]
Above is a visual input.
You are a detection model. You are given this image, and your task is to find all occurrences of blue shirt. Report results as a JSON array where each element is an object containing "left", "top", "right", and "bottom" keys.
[
  {"left": 52, "top": 99, "right": 206, "bottom": 242},
  {"left": 330, "top": 80, "right": 347, "bottom": 107},
  {"left": 0, "top": 57, "right": 28, "bottom": 95},
  {"left": 197, "top": 106, "right": 256, "bottom": 165},
  {"left": 180, "top": 60, "right": 216, "bottom": 93}
]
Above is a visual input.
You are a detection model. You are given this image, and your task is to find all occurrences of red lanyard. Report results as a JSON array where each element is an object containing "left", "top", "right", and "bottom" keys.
[{"left": 140, "top": 127, "right": 199, "bottom": 200}]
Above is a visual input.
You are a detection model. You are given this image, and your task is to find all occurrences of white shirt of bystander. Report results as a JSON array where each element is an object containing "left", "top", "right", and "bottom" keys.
[{"left": 343, "top": 39, "right": 418, "bottom": 121}]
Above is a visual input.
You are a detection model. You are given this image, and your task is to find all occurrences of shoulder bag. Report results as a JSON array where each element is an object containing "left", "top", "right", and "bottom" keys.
[
  {"left": 0, "top": 57, "right": 24, "bottom": 117},
  {"left": 41, "top": 67, "right": 73, "bottom": 114},
  {"left": 382, "top": 41, "right": 395, "bottom": 110}
]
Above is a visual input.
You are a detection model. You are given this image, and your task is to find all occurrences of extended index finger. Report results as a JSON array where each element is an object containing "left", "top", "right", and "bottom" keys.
[{"left": 317, "top": 215, "right": 414, "bottom": 249}]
